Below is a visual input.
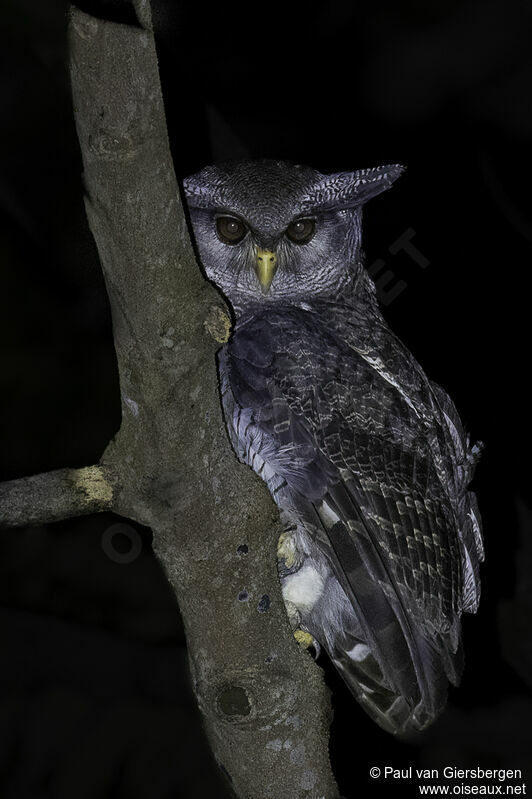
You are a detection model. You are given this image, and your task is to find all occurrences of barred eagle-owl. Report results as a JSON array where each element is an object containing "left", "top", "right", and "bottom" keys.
[{"left": 183, "top": 160, "right": 483, "bottom": 735}]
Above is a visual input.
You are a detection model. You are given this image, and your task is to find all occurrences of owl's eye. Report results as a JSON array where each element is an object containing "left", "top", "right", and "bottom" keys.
[
  {"left": 286, "top": 218, "right": 316, "bottom": 244},
  {"left": 216, "top": 215, "right": 247, "bottom": 244}
]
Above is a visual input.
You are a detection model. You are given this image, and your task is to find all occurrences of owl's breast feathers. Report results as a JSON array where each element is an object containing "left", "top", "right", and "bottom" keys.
[{"left": 219, "top": 295, "right": 483, "bottom": 734}]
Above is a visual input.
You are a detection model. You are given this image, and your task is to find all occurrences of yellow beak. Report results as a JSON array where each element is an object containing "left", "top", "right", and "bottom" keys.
[{"left": 254, "top": 249, "right": 278, "bottom": 294}]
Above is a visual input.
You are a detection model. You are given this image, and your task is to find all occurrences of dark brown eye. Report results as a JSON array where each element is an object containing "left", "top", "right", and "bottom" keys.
[
  {"left": 286, "top": 218, "right": 316, "bottom": 244},
  {"left": 216, "top": 215, "right": 247, "bottom": 244}
]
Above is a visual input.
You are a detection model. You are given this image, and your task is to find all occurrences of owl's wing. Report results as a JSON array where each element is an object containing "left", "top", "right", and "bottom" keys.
[{"left": 224, "top": 301, "right": 482, "bottom": 734}]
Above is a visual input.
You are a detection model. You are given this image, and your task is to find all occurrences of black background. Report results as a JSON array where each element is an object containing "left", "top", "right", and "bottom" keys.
[{"left": 1, "top": 1, "right": 531, "bottom": 797}]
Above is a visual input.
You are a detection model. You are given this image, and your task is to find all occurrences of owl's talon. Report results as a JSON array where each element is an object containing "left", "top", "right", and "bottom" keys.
[{"left": 294, "top": 630, "right": 321, "bottom": 659}]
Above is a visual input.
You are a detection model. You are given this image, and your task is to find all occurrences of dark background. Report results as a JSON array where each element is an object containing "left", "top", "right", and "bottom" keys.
[{"left": 1, "top": 0, "right": 531, "bottom": 797}]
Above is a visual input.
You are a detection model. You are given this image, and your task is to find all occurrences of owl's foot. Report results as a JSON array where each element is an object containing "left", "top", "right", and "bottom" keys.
[
  {"left": 294, "top": 629, "right": 313, "bottom": 647},
  {"left": 277, "top": 530, "right": 297, "bottom": 569},
  {"left": 294, "top": 629, "right": 321, "bottom": 660}
]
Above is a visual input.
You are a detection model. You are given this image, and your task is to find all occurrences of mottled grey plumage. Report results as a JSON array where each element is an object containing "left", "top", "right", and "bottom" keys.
[{"left": 184, "top": 160, "right": 483, "bottom": 735}]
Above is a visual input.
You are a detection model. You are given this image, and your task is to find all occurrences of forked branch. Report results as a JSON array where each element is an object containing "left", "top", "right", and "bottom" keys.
[{"left": 0, "top": 5, "right": 341, "bottom": 797}]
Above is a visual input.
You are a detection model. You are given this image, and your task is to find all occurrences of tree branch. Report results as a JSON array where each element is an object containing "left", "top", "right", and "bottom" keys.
[
  {"left": 0, "top": 466, "right": 112, "bottom": 527},
  {"left": 0, "top": 5, "right": 341, "bottom": 797}
]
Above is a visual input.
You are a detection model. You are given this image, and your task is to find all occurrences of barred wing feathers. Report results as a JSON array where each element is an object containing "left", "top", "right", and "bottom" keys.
[{"left": 220, "top": 299, "right": 482, "bottom": 734}]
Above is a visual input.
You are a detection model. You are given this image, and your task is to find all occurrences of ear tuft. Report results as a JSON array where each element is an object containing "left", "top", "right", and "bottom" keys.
[
  {"left": 182, "top": 175, "right": 216, "bottom": 209},
  {"left": 301, "top": 164, "right": 405, "bottom": 212},
  {"left": 182, "top": 166, "right": 229, "bottom": 209}
]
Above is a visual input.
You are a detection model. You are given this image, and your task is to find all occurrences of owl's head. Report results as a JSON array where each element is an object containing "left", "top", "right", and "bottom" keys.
[{"left": 183, "top": 160, "right": 403, "bottom": 313}]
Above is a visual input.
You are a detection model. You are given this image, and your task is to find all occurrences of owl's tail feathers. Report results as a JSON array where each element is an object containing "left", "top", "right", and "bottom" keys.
[
  {"left": 327, "top": 617, "right": 462, "bottom": 736},
  {"left": 314, "top": 543, "right": 438, "bottom": 734},
  {"left": 332, "top": 641, "right": 414, "bottom": 735},
  {"left": 312, "top": 489, "right": 462, "bottom": 735}
]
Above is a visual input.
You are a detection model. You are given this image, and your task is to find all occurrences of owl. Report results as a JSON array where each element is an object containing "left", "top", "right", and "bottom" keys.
[{"left": 183, "top": 160, "right": 483, "bottom": 735}]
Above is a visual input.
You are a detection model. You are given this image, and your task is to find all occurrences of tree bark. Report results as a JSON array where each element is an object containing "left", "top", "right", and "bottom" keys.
[
  {"left": 0, "top": 5, "right": 340, "bottom": 797},
  {"left": 0, "top": 466, "right": 112, "bottom": 527}
]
